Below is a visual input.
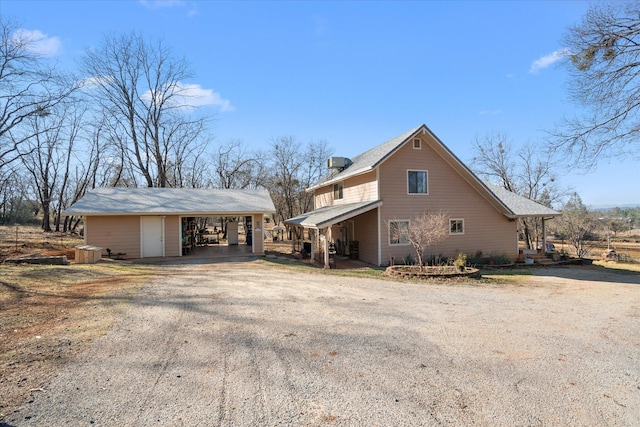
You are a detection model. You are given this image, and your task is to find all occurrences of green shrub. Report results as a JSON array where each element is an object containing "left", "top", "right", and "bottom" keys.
[
  {"left": 488, "top": 253, "right": 512, "bottom": 265},
  {"left": 453, "top": 253, "right": 467, "bottom": 271}
]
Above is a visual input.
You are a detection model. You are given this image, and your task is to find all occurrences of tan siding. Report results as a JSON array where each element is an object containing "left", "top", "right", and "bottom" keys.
[
  {"left": 315, "top": 170, "right": 378, "bottom": 208},
  {"left": 315, "top": 186, "right": 332, "bottom": 208},
  {"left": 342, "top": 171, "right": 378, "bottom": 204},
  {"left": 252, "top": 214, "right": 264, "bottom": 254},
  {"left": 164, "top": 215, "right": 181, "bottom": 257},
  {"left": 352, "top": 208, "right": 379, "bottom": 265},
  {"left": 86, "top": 215, "right": 141, "bottom": 259},
  {"left": 378, "top": 136, "right": 517, "bottom": 264}
]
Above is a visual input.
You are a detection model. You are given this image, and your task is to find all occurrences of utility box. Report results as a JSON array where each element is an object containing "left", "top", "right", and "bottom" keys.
[
  {"left": 227, "top": 221, "right": 238, "bottom": 245},
  {"left": 75, "top": 245, "right": 103, "bottom": 264}
]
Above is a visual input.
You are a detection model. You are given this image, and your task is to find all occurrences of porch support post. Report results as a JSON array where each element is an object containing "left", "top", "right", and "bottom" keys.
[
  {"left": 324, "top": 228, "right": 330, "bottom": 269},
  {"left": 291, "top": 226, "right": 296, "bottom": 253},
  {"left": 310, "top": 229, "right": 315, "bottom": 261},
  {"left": 542, "top": 218, "right": 547, "bottom": 253}
]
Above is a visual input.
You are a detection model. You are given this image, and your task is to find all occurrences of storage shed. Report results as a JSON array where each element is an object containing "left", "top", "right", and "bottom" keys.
[{"left": 64, "top": 188, "right": 276, "bottom": 259}]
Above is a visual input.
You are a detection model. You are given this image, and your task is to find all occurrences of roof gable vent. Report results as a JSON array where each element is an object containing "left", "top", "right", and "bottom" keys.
[{"left": 327, "top": 156, "right": 351, "bottom": 170}]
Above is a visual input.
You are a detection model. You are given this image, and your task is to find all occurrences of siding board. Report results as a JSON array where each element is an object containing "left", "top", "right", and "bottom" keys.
[
  {"left": 378, "top": 135, "right": 517, "bottom": 264},
  {"left": 85, "top": 215, "right": 141, "bottom": 259}
]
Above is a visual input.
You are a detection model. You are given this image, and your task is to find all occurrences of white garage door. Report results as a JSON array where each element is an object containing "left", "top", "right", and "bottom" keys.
[{"left": 141, "top": 216, "right": 164, "bottom": 258}]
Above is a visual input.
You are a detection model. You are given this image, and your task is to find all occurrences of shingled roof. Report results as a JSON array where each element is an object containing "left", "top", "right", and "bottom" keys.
[
  {"left": 308, "top": 124, "right": 560, "bottom": 219},
  {"left": 64, "top": 188, "right": 276, "bottom": 216}
]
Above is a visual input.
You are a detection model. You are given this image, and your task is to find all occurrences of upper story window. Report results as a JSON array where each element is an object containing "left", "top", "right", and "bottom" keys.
[
  {"left": 413, "top": 138, "right": 422, "bottom": 149},
  {"left": 333, "top": 182, "right": 344, "bottom": 200},
  {"left": 450, "top": 218, "right": 464, "bottom": 235},
  {"left": 407, "top": 170, "right": 428, "bottom": 194}
]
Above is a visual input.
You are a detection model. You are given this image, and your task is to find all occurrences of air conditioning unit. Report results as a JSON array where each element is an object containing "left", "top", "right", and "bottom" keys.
[{"left": 327, "top": 157, "right": 351, "bottom": 169}]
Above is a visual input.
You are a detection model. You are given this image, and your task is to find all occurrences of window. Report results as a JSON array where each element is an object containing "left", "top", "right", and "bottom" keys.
[
  {"left": 407, "top": 170, "right": 428, "bottom": 194},
  {"left": 333, "top": 182, "right": 343, "bottom": 200},
  {"left": 450, "top": 219, "right": 464, "bottom": 235},
  {"left": 389, "top": 220, "right": 410, "bottom": 245},
  {"left": 413, "top": 138, "right": 421, "bottom": 149}
]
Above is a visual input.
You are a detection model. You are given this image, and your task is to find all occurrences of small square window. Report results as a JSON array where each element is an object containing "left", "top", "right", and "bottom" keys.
[
  {"left": 413, "top": 138, "right": 421, "bottom": 149},
  {"left": 408, "top": 170, "right": 428, "bottom": 194},
  {"left": 333, "top": 182, "right": 343, "bottom": 200},
  {"left": 389, "top": 220, "right": 410, "bottom": 245},
  {"left": 450, "top": 219, "right": 464, "bottom": 235}
]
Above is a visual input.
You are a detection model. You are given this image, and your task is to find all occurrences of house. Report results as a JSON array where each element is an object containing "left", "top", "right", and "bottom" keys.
[
  {"left": 285, "top": 124, "right": 560, "bottom": 268},
  {"left": 64, "top": 187, "right": 275, "bottom": 259}
]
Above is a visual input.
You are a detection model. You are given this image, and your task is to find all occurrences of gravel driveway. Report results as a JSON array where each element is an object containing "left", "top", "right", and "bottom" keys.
[{"left": 4, "top": 260, "right": 640, "bottom": 426}]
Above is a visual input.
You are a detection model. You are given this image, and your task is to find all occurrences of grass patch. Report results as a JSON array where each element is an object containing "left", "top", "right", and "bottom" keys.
[
  {"left": 0, "top": 261, "right": 156, "bottom": 418},
  {"left": 592, "top": 260, "right": 640, "bottom": 274}
]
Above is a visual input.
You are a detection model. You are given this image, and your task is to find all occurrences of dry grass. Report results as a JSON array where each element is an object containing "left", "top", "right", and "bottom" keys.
[{"left": 0, "top": 247, "right": 155, "bottom": 418}]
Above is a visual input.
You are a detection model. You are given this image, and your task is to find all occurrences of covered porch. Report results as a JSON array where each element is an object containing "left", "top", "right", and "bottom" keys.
[{"left": 284, "top": 200, "right": 382, "bottom": 269}]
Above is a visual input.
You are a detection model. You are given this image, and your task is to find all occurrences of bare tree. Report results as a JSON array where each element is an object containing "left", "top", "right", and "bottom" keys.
[
  {"left": 551, "top": 1, "right": 640, "bottom": 168},
  {"left": 389, "top": 211, "right": 449, "bottom": 269},
  {"left": 0, "top": 19, "right": 75, "bottom": 173},
  {"left": 471, "top": 132, "right": 566, "bottom": 249},
  {"left": 80, "top": 32, "right": 210, "bottom": 187},
  {"left": 267, "top": 136, "right": 332, "bottom": 227},
  {"left": 18, "top": 100, "right": 82, "bottom": 232},
  {"left": 558, "top": 193, "right": 600, "bottom": 258},
  {"left": 212, "top": 140, "right": 263, "bottom": 189}
]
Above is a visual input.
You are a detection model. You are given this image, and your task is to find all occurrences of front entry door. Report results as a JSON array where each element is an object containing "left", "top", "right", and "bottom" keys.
[{"left": 141, "top": 216, "right": 164, "bottom": 258}]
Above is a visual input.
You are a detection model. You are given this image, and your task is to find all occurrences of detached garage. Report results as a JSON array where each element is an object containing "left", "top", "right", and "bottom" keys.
[{"left": 64, "top": 187, "right": 276, "bottom": 259}]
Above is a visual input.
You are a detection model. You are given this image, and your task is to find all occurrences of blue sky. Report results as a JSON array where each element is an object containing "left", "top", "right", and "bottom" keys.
[{"left": 2, "top": 0, "right": 639, "bottom": 207}]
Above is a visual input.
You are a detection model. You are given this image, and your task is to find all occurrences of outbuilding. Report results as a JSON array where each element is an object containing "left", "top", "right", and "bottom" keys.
[{"left": 64, "top": 187, "right": 275, "bottom": 259}]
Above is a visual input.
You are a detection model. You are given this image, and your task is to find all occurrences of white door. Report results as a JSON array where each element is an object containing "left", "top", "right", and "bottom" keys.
[{"left": 141, "top": 216, "right": 164, "bottom": 257}]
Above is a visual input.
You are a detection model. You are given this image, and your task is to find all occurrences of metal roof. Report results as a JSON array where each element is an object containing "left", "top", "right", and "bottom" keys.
[
  {"left": 284, "top": 200, "right": 383, "bottom": 229},
  {"left": 64, "top": 187, "right": 276, "bottom": 216}
]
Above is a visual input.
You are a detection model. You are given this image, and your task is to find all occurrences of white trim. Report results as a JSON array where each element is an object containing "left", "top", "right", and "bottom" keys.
[
  {"left": 377, "top": 206, "right": 382, "bottom": 265},
  {"left": 407, "top": 169, "right": 429, "bottom": 195},
  {"left": 178, "top": 216, "right": 183, "bottom": 256},
  {"left": 333, "top": 182, "right": 344, "bottom": 201},
  {"left": 449, "top": 218, "right": 465, "bottom": 235},
  {"left": 388, "top": 219, "right": 411, "bottom": 246}
]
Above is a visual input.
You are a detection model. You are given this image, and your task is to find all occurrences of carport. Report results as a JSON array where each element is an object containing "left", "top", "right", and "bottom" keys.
[{"left": 64, "top": 187, "right": 276, "bottom": 259}]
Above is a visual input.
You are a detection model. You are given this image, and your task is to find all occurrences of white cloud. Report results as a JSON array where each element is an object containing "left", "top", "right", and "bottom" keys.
[
  {"left": 143, "top": 82, "right": 234, "bottom": 112},
  {"left": 529, "top": 49, "right": 570, "bottom": 74},
  {"left": 12, "top": 29, "right": 62, "bottom": 57},
  {"left": 176, "top": 83, "right": 235, "bottom": 111}
]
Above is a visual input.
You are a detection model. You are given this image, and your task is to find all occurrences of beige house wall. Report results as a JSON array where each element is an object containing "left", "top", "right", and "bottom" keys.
[
  {"left": 85, "top": 215, "right": 141, "bottom": 259},
  {"left": 352, "top": 208, "right": 379, "bottom": 265},
  {"left": 252, "top": 214, "right": 265, "bottom": 255},
  {"left": 378, "top": 136, "right": 517, "bottom": 265},
  {"left": 164, "top": 215, "right": 181, "bottom": 257},
  {"left": 315, "top": 170, "right": 378, "bottom": 208}
]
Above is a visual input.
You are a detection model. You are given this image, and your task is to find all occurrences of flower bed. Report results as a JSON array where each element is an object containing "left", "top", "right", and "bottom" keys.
[{"left": 385, "top": 265, "right": 481, "bottom": 279}]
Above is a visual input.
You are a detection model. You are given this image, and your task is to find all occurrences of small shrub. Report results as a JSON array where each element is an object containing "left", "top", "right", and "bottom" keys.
[
  {"left": 453, "top": 252, "right": 467, "bottom": 271},
  {"left": 403, "top": 254, "right": 415, "bottom": 265},
  {"left": 425, "top": 253, "right": 447, "bottom": 266},
  {"left": 488, "top": 253, "right": 512, "bottom": 265}
]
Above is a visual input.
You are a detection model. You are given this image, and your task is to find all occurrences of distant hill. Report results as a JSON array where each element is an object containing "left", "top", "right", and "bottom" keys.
[{"left": 590, "top": 204, "right": 640, "bottom": 212}]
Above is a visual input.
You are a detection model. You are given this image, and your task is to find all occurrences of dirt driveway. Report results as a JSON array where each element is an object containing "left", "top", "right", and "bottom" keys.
[{"left": 3, "top": 261, "right": 639, "bottom": 426}]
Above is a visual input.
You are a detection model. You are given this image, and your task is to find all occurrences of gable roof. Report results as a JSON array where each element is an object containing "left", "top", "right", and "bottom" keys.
[
  {"left": 64, "top": 187, "right": 276, "bottom": 216},
  {"left": 308, "top": 125, "right": 423, "bottom": 191},
  {"left": 308, "top": 124, "right": 560, "bottom": 219}
]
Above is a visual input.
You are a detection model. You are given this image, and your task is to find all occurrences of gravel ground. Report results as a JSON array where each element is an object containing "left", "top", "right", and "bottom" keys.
[{"left": 3, "top": 260, "right": 639, "bottom": 426}]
